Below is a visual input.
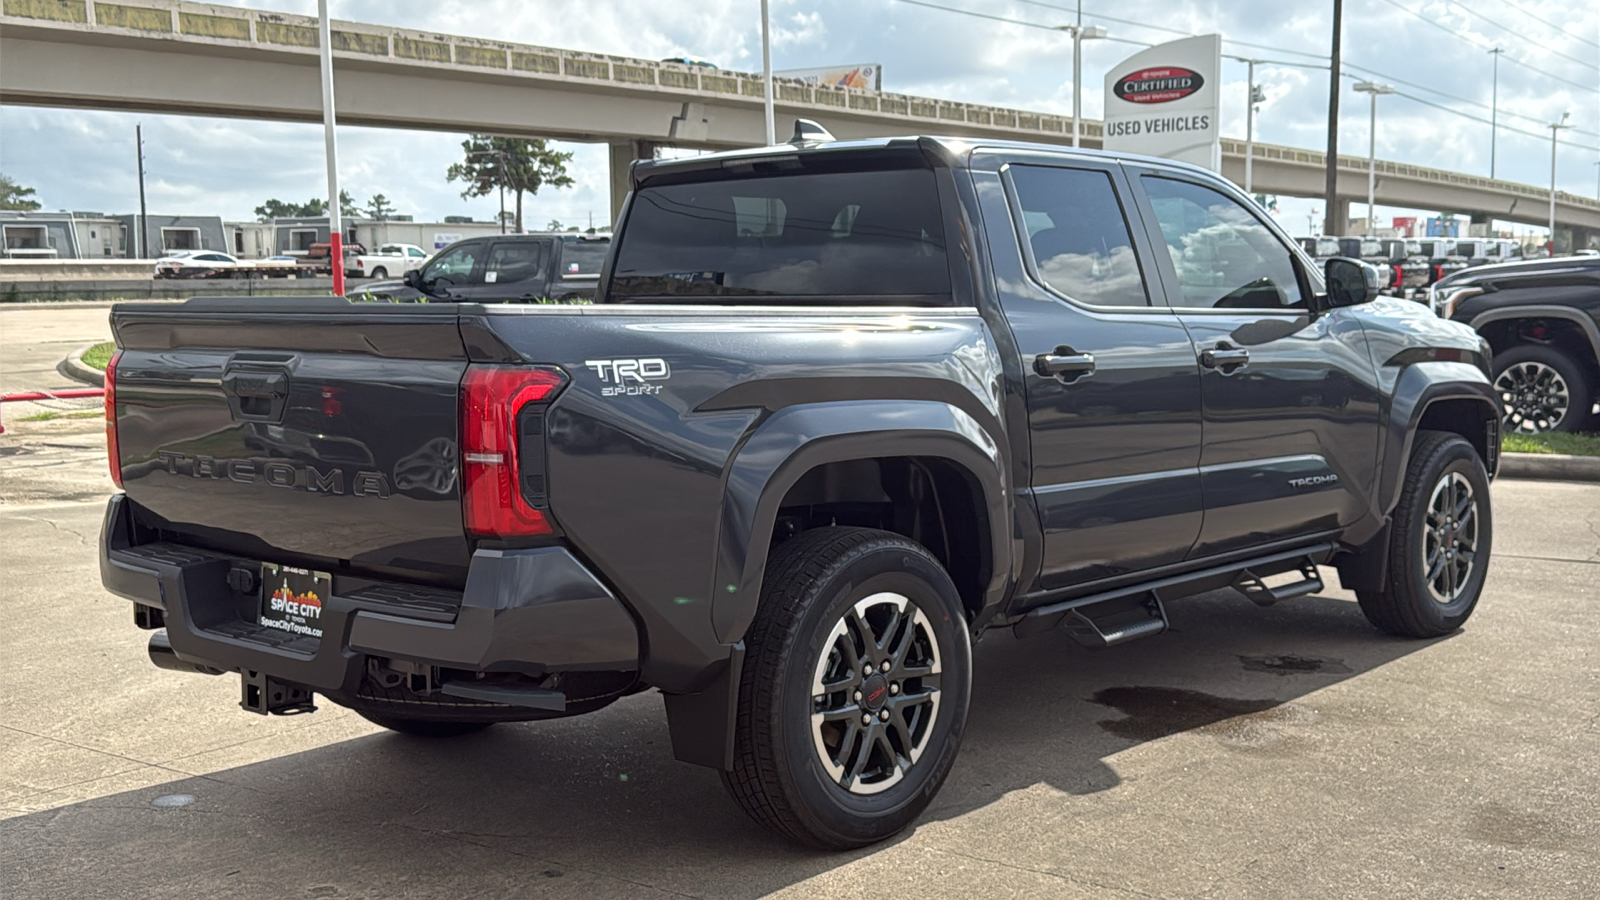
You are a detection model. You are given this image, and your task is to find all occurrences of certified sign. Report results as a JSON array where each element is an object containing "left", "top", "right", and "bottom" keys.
[
  {"left": 1113, "top": 67, "right": 1205, "bottom": 104},
  {"left": 1102, "top": 35, "right": 1223, "bottom": 172}
]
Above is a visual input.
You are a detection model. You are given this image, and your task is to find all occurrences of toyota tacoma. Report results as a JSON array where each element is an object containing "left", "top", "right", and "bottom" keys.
[{"left": 101, "top": 127, "right": 1500, "bottom": 849}]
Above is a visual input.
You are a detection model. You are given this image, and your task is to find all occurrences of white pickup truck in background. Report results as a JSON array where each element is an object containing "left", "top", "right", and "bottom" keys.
[{"left": 345, "top": 243, "right": 431, "bottom": 279}]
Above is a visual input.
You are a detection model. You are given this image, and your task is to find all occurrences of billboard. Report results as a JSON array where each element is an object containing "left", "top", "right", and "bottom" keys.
[
  {"left": 1391, "top": 216, "right": 1418, "bottom": 237},
  {"left": 1102, "top": 35, "right": 1222, "bottom": 172},
  {"left": 774, "top": 64, "right": 881, "bottom": 92},
  {"left": 1425, "top": 217, "right": 1459, "bottom": 238}
]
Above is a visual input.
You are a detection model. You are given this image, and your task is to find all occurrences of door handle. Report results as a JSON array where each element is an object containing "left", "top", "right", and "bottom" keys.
[
  {"left": 1199, "top": 344, "right": 1250, "bottom": 375},
  {"left": 1034, "top": 347, "right": 1097, "bottom": 383}
]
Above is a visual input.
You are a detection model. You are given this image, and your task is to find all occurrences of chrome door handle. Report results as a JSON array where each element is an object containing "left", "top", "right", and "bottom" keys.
[
  {"left": 1034, "top": 348, "right": 1096, "bottom": 383},
  {"left": 1200, "top": 344, "right": 1250, "bottom": 374}
]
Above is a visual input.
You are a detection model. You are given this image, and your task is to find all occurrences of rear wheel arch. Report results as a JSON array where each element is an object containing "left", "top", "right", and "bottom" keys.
[{"left": 710, "top": 402, "right": 1012, "bottom": 648}]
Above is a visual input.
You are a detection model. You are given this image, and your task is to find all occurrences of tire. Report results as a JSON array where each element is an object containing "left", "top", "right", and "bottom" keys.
[
  {"left": 369, "top": 267, "right": 388, "bottom": 279},
  {"left": 721, "top": 527, "right": 972, "bottom": 850},
  {"left": 1358, "top": 431, "right": 1493, "bottom": 638},
  {"left": 355, "top": 711, "right": 495, "bottom": 738},
  {"left": 1492, "top": 344, "right": 1595, "bottom": 433}
]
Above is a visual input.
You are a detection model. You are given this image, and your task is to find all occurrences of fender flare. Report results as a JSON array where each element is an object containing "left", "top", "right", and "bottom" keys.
[
  {"left": 1469, "top": 305, "right": 1600, "bottom": 364},
  {"left": 709, "top": 399, "right": 1012, "bottom": 646},
  {"left": 1377, "top": 361, "right": 1501, "bottom": 517}
]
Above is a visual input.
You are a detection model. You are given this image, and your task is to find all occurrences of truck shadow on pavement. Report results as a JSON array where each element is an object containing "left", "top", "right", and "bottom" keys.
[{"left": 3, "top": 587, "right": 1444, "bottom": 898}]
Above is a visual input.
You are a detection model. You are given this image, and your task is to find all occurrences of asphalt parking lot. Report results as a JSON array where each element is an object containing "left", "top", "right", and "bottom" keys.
[{"left": 2, "top": 306, "right": 1598, "bottom": 898}]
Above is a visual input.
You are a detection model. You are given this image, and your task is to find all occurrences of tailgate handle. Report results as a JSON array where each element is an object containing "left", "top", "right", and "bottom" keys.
[{"left": 223, "top": 370, "right": 288, "bottom": 422}]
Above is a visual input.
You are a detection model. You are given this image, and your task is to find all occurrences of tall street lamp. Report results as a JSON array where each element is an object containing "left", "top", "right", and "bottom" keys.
[
  {"left": 1353, "top": 81, "right": 1394, "bottom": 237},
  {"left": 1548, "top": 110, "right": 1571, "bottom": 255},
  {"left": 1056, "top": 23, "right": 1108, "bottom": 147},
  {"left": 1488, "top": 47, "right": 1503, "bottom": 179},
  {"left": 1239, "top": 58, "right": 1265, "bottom": 194}
]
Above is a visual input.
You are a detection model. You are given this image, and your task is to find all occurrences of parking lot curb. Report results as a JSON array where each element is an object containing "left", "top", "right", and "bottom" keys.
[
  {"left": 1499, "top": 452, "right": 1600, "bottom": 482},
  {"left": 60, "top": 343, "right": 105, "bottom": 388}
]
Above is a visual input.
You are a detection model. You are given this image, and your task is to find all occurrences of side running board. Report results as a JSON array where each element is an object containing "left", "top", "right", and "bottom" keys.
[
  {"left": 1231, "top": 558, "right": 1324, "bottom": 607},
  {"left": 1059, "top": 593, "right": 1168, "bottom": 648}
]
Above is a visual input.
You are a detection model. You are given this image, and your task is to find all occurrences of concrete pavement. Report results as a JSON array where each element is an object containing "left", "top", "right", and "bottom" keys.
[{"left": 1, "top": 414, "right": 1597, "bottom": 898}]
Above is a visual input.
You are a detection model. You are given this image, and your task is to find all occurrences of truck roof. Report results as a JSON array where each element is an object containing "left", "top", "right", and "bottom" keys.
[{"left": 629, "top": 133, "right": 1222, "bottom": 187}]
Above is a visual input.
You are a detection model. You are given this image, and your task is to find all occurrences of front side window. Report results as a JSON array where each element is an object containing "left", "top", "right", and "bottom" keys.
[
  {"left": 1008, "top": 165, "right": 1148, "bottom": 307},
  {"left": 421, "top": 243, "right": 482, "bottom": 288},
  {"left": 484, "top": 242, "right": 542, "bottom": 284},
  {"left": 1142, "top": 176, "right": 1304, "bottom": 310},
  {"left": 610, "top": 165, "right": 950, "bottom": 303}
]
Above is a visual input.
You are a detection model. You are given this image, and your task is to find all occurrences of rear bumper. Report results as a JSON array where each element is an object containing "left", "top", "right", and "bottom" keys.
[{"left": 99, "top": 494, "right": 640, "bottom": 694}]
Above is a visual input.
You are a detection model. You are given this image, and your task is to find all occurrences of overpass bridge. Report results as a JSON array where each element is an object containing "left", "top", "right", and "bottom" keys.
[{"left": 4, "top": 0, "right": 1598, "bottom": 246}]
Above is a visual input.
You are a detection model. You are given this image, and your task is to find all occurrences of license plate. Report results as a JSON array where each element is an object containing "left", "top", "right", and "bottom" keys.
[{"left": 259, "top": 563, "right": 330, "bottom": 641}]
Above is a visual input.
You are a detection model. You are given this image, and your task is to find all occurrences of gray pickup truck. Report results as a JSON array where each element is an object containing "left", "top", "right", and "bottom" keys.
[{"left": 100, "top": 130, "right": 1500, "bottom": 850}]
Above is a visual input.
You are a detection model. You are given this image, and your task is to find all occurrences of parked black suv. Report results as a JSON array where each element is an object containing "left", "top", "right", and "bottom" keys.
[
  {"left": 353, "top": 232, "right": 609, "bottom": 302},
  {"left": 1433, "top": 254, "right": 1600, "bottom": 432},
  {"left": 101, "top": 131, "right": 1500, "bottom": 849}
]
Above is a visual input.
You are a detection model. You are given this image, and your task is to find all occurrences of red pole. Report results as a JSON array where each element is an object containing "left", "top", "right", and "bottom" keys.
[{"left": 330, "top": 231, "right": 345, "bottom": 297}]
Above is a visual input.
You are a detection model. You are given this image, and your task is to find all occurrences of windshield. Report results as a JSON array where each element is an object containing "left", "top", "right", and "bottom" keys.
[
  {"left": 1360, "top": 239, "right": 1383, "bottom": 257},
  {"left": 610, "top": 165, "right": 950, "bottom": 303},
  {"left": 1316, "top": 238, "right": 1339, "bottom": 257}
]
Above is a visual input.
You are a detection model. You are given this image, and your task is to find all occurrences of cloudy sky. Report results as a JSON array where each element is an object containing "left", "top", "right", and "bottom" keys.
[{"left": 2, "top": 0, "right": 1597, "bottom": 236}]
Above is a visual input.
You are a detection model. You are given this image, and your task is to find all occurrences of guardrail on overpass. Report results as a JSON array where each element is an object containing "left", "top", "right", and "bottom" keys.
[{"left": 3, "top": 0, "right": 1598, "bottom": 239}]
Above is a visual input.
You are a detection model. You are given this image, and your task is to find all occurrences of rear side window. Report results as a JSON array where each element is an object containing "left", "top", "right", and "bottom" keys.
[
  {"left": 1008, "top": 165, "right": 1148, "bottom": 307},
  {"left": 485, "top": 242, "right": 543, "bottom": 284},
  {"left": 610, "top": 167, "right": 950, "bottom": 303},
  {"left": 560, "top": 239, "right": 609, "bottom": 276}
]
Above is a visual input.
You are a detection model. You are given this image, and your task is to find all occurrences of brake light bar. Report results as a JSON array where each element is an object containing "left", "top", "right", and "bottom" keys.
[
  {"left": 105, "top": 349, "right": 124, "bottom": 488},
  {"left": 460, "top": 364, "right": 566, "bottom": 537}
]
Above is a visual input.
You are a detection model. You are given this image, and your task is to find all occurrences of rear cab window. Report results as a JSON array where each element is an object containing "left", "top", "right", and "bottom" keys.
[
  {"left": 559, "top": 238, "right": 610, "bottom": 277},
  {"left": 607, "top": 155, "right": 951, "bottom": 305}
]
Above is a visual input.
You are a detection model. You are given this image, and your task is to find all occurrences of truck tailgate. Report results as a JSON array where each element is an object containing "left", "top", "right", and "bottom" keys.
[{"left": 111, "top": 300, "right": 471, "bottom": 584}]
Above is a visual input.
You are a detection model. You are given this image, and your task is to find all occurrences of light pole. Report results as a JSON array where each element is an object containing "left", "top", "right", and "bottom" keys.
[
  {"left": 1241, "top": 59, "right": 1264, "bottom": 194},
  {"left": 1488, "top": 47, "right": 1503, "bottom": 179},
  {"left": 760, "top": 0, "right": 774, "bottom": 145},
  {"left": 316, "top": 0, "right": 343, "bottom": 296},
  {"left": 1056, "top": 23, "right": 1108, "bottom": 147},
  {"left": 1353, "top": 81, "right": 1394, "bottom": 237},
  {"left": 1548, "top": 111, "right": 1571, "bottom": 256}
]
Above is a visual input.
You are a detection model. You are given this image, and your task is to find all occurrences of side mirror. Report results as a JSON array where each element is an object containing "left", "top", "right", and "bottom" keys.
[
  {"left": 403, "top": 268, "right": 422, "bottom": 288},
  {"left": 1324, "top": 257, "right": 1381, "bottom": 307}
]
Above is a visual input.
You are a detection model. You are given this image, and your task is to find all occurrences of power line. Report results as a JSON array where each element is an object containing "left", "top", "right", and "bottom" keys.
[
  {"left": 1343, "top": 60, "right": 1600, "bottom": 138},
  {"left": 1439, "top": 1, "right": 1597, "bottom": 73},
  {"left": 886, "top": 0, "right": 1154, "bottom": 46},
  {"left": 1372, "top": 0, "right": 1599, "bottom": 94},
  {"left": 1013, "top": 0, "right": 1333, "bottom": 63},
  {"left": 1493, "top": 0, "right": 1600, "bottom": 50},
  {"left": 1350, "top": 75, "right": 1600, "bottom": 154}
]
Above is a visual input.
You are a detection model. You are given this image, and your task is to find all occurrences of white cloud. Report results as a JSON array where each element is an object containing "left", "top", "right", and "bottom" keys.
[{"left": 1, "top": 0, "right": 1596, "bottom": 229}]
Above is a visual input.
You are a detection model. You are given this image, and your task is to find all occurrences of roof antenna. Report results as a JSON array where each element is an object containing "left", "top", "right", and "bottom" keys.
[{"left": 790, "top": 119, "right": 835, "bottom": 144}]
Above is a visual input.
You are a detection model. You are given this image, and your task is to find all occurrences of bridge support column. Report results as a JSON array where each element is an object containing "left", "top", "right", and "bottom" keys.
[
  {"left": 609, "top": 139, "right": 658, "bottom": 228},
  {"left": 1573, "top": 226, "right": 1598, "bottom": 252}
]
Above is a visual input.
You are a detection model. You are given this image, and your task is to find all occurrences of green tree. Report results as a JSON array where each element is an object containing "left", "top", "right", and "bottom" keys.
[
  {"left": 447, "top": 136, "right": 574, "bottom": 233},
  {"left": 366, "top": 193, "right": 398, "bottom": 220},
  {"left": 0, "top": 173, "right": 41, "bottom": 211},
  {"left": 254, "top": 192, "right": 357, "bottom": 221},
  {"left": 338, "top": 189, "right": 358, "bottom": 218},
  {"left": 546, "top": 218, "right": 565, "bottom": 232}
]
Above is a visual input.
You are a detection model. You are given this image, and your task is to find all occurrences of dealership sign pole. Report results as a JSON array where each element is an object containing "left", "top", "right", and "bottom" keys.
[
  {"left": 1102, "top": 35, "right": 1223, "bottom": 172},
  {"left": 317, "top": 0, "right": 344, "bottom": 297}
]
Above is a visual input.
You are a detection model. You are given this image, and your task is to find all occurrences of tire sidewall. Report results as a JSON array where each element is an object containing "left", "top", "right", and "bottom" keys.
[
  {"left": 776, "top": 542, "right": 971, "bottom": 844},
  {"left": 1396, "top": 441, "right": 1493, "bottom": 631}
]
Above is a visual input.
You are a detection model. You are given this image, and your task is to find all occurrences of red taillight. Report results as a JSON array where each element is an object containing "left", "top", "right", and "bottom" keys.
[
  {"left": 460, "top": 364, "right": 566, "bottom": 537},
  {"left": 105, "top": 349, "right": 123, "bottom": 488},
  {"left": 1432, "top": 264, "right": 1443, "bottom": 282},
  {"left": 1391, "top": 264, "right": 1403, "bottom": 287}
]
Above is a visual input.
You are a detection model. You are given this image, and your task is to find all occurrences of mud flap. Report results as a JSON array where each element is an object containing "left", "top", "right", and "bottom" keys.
[{"left": 662, "top": 642, "right": 743, "bottom": 770}]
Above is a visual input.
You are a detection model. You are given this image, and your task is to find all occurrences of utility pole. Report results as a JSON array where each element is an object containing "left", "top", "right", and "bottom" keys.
[
  {"left": 1488, "top": 47, "right": 1503, "bottom": 179},
  {"left": 317, "top": 0, "right": 344, "bottom": 296},
  {"left": 135, "top": 124, "right": 149, "bottom": 259},
  {"left": 761, "top": 0, "right": 775, "bottom": 144},
  {"left": 1322, "top": 0, "right": 1343, "bottom": 237}
]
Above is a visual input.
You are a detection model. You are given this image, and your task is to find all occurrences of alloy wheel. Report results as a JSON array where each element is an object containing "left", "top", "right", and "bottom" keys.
[
  {"left": 1495, "top": 361, "right": 1570, "bottom": 433},
  {"left": 1422, "top": 471, "right": 1479, "bottom": 605},
  {"left": 809, "top": 592, "right": 942, "bottom": 795}
]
